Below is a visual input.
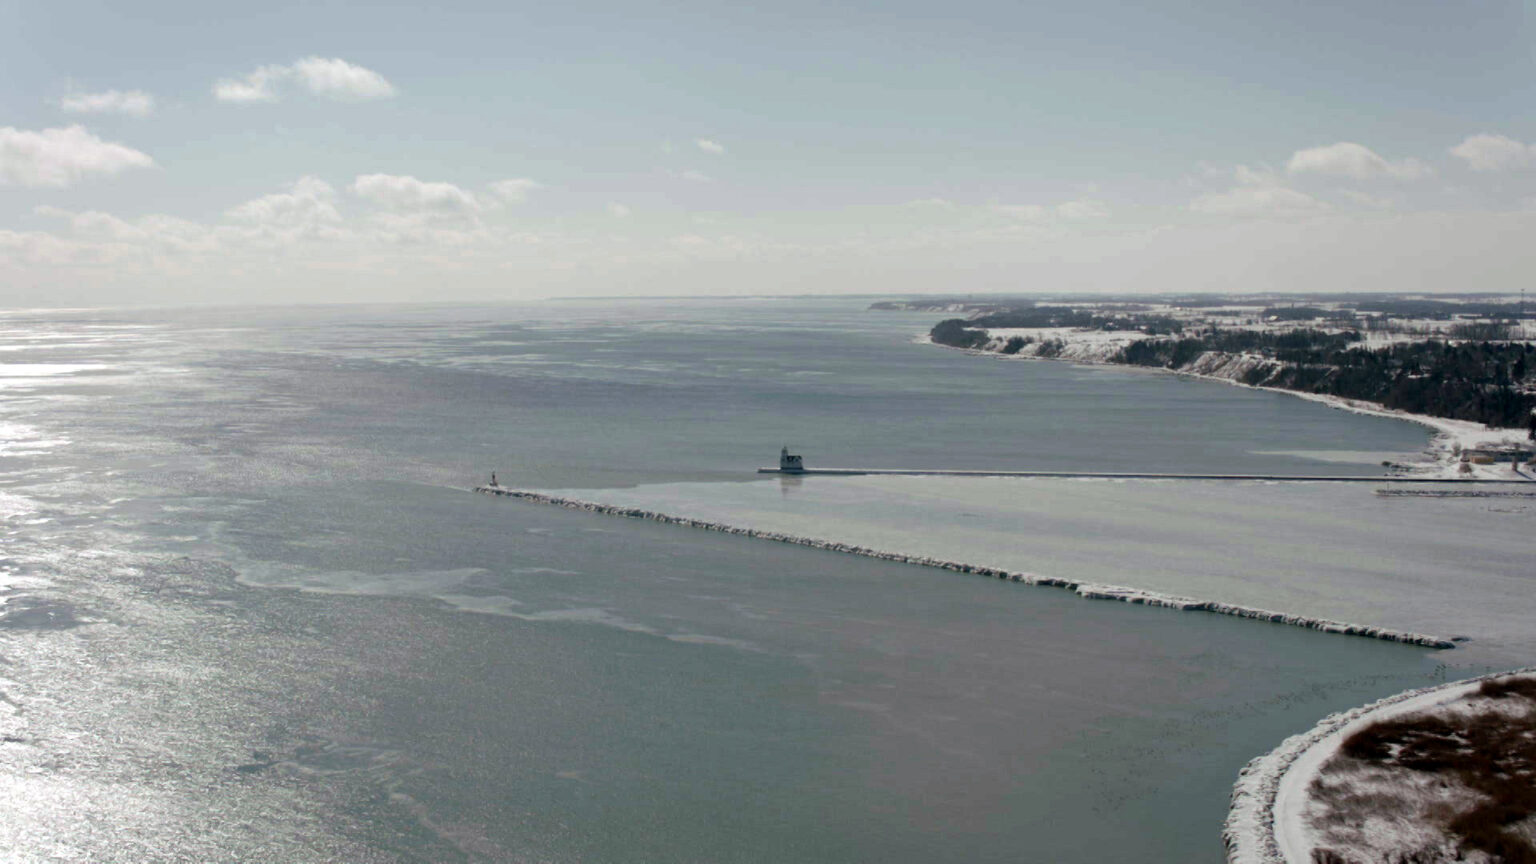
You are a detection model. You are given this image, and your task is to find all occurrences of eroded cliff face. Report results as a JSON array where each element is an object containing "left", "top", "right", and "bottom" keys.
[{"left": 957, "top": 327, "right": 1287, "bottom": 385}]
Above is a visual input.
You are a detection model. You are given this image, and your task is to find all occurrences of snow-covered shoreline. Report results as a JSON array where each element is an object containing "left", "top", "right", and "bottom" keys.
[
  {"left": 1223, "top": 668, "right": 1536, "bottom": 864},
  {"left": 928, "top": 333, "right": 1533, "bottom": 481},
  {"left": 474, "top": 486, "right": 1457, "bottom": 649}
]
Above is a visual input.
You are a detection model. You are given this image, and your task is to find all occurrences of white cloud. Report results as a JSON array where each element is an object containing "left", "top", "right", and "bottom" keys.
[
  {"left": 213, "top": 65, "right": 287, "bottom": 103},
  {"left": 696, "top": 139, "right": 725, "bottom": 155},
  {"left": 488, "top": 178, "right": 541, "bottom": 203},
  {"left": 60, "top": 89, "right": 155, "bottom": 117},
  {"left": 1286, "top": 142, "right": 1430, "bottom": 181},
  {"left": 607, "top": 202, "right": 632, "bottom": 218},
  {"left": 679, "top": 170, "right": 711, "bottom": 182},
  {"left": 291, "top": 57, "right": 396, "bottom": 101},
  {"left": 351, "top": 174, "right": 480, "bottom": 213},
  {"left": 215, "top": 57, "right": 395, "bottom": 103},
  {"left": 0, "top": 125, "right": 154, "bottom": 187},
  {"left": 1449, "top": 134, "right": 1533, "bottom": 172},
  {"left": 227, "top": 176, "right": 342, "bottom": 228},
  {"left": 1190, "top": 184, "right": 1327, "bottom": 217}
]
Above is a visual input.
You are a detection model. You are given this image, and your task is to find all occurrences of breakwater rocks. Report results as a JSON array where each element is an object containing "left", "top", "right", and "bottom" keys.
[
  {"left": 1376, "top": 488, "right": 1536, "bottom": 498},
  {"left": 475, "top": 486, "right": 1456, "bottom": 650},
  {"left": 1222, "top": 668, "right": 1536, "bottom": 864}
]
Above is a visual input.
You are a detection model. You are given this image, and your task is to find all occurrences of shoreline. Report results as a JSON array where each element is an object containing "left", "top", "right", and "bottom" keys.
[
  {"left": 1223, "top": 667, "right": 1536, "bottom": 864},
  {"left": 926, "top": 334, "right": 1532, "bottom": 481},
  {"left": 474, "top": 485, "right": 1458, "bottom": 650}
]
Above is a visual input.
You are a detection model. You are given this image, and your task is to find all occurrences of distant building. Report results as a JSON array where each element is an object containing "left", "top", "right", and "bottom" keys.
[
  {"left": 779, "top": 447, "right": 805, "bottom": 472},
  {"left": 1462, "top": 447, "right": 1535, "bottom": 465}
]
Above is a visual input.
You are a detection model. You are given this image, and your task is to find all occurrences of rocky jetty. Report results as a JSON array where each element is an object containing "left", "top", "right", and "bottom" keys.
[{"left": 476, "top": 486, "right": 1457, "bottom": 650}]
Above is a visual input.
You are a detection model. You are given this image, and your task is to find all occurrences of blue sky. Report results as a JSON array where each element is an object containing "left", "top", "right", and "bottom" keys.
[{"left": 2, "top": 0, "right": 1534, "bottom": 304}]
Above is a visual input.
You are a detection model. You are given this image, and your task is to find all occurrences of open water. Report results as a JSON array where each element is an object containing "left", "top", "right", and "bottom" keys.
[{"left": 0, "top": 299, "right": 1467, "bottom": 862}]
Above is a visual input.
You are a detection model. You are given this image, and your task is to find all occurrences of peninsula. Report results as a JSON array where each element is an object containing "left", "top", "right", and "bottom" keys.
[{"left": 894, "top": 294, "right": 1536, "bottom": 479}]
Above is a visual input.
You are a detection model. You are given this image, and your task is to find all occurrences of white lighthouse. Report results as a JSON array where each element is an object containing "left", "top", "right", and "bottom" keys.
[{"left": 779, "top": 446, "right": 805, "bottom": 472}]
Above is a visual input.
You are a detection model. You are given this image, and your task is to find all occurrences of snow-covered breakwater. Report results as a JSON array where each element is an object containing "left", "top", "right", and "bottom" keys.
[
  {"left": 1222, "top": 668, "right": 1536, "bottom": 864},
  {"left": 475, "top": 486, "right": 1456, "bottom": 650},
  {"left": 1375, "top": 488, "right": 1536, "bottom": 498}
]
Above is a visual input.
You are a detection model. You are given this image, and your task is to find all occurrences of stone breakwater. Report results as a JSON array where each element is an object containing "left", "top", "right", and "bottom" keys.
[
  {"left": 475, "top": 486, "right": 1456, "bottom": 650},
  {"left": 1375, "top": 488, "right": 1536, "bottom": 498},
  {"left": 1221, "top": 668, "right": 1536, "bottom": 864}
]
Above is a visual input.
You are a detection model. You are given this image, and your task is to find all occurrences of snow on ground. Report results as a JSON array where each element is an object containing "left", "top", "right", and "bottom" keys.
[
  {"left": 1226, "top": 669, "right": 1536, "bottom": 864},
  {"left": 941, "top": 328, "right": 1534, "bottom": 482},
  {"left": 975, "top": 327, "right": 1145, "bottom": 364},
  {"left": 533, "top": 474, "right": 1536, "bottom": 665},
  {"left": 1274, "top": 390, "right": 1532, "bottom": 480}
]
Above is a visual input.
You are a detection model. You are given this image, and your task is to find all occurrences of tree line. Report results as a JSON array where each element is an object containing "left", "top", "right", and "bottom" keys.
[
  {"left": 1117, "top": 335, "right": 1536, "bottom": 428},
  {"left": 931, "top": 317, "right": 1536, "bottom": 429}
]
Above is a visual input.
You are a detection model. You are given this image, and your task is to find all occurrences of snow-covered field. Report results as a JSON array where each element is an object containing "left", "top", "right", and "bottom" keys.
[
  {"left": 531, "top": 475, "right": 1536, "bottom": 665},
  {"left": 971, "top": 326, "right": 1146, "bottom": 364}
]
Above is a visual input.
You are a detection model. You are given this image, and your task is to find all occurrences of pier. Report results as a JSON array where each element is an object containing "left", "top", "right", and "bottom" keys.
[{"left": 756, "top": 467, "right": 1532, "bottom": 483}]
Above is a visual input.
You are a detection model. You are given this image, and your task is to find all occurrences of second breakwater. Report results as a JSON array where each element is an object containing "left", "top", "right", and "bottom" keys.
[{"left": 475, "top": 485, "right": 1457, "bottom": 650}]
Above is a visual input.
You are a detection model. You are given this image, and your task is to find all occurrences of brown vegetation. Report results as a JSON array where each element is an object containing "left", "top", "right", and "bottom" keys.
[{"left": 1311, "top": 676, "right": 1536, "bottom": 863}]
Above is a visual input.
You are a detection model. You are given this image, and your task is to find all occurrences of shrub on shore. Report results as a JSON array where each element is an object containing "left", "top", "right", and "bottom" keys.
[{"left": 1314, "top": 676, "right": 1536, "bottom": 863}]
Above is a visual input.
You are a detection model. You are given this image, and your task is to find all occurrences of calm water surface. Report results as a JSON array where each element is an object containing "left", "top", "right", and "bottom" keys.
[{"left": 0, "top": 299, "right": 1454, "bottom": 862}]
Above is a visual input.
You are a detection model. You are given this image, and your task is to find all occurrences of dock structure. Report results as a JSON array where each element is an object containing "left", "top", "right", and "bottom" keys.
[
  {"left": 755, "top": 467, "right": 1531, "bottom": 483},
  {"left": 757, "top": 449, "right": 1533, "bottom": 482},
  {"left": 758, "top": 467, "right": 1536, "bottom": 479}
]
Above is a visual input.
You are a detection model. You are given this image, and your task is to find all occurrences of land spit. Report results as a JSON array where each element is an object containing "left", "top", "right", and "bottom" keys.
[
  {"left": 1223, "top": 668, "right": 1536, "bottom": 864},
  {"left": 474, "top": 486, "right": 1457, "bottom": 650}
]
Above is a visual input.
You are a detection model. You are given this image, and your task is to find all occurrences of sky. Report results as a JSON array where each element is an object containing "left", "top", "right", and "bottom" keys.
[{"left": 2, "top": 0, "right": 1535, "bottom": 305}]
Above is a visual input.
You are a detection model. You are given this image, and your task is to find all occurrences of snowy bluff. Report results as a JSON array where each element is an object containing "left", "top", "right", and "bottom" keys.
[{"left": 474, "top": 486, "right": 1457, "bottom": 650}]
